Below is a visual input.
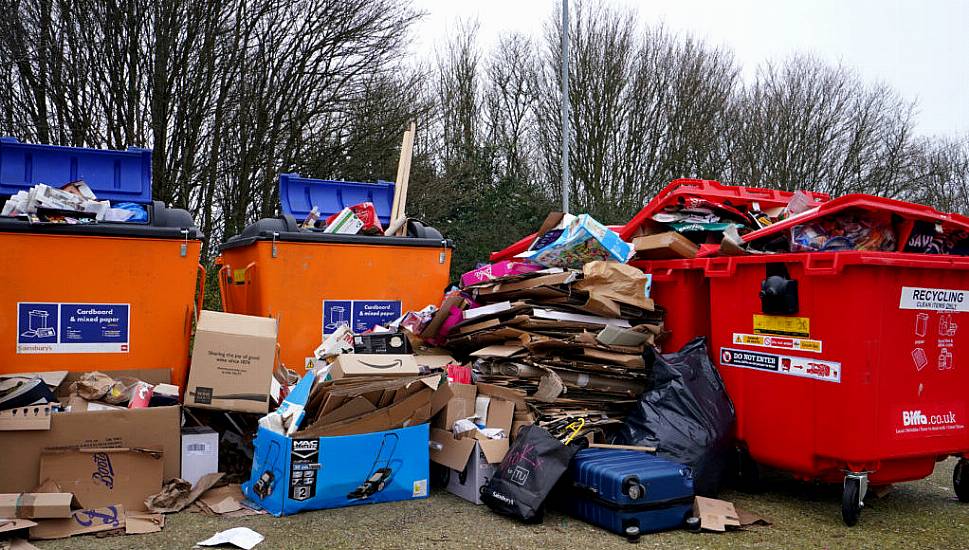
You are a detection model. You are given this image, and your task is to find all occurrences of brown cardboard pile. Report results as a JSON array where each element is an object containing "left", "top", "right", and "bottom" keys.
[
  {"left": 289, "top": 374, "right": 451, "bottom": 438},
  {"left": 447, "top": 261, "right": 662, "bottom": 426}
]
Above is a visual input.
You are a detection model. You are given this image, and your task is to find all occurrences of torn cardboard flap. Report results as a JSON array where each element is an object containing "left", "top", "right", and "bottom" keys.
[
  {"left": 125, "top": 512, "right": 164, "bottom": 535},
  {"left": 470, "top": 345, "right": 525, "bottom": 359},
  {"left": 0, "top": 404, "right": 53, "bottom": 432},
  {"left": 429, "top": 428, "right": 509, "bottom": 471},
  {"left": 0, "top": 518, "right": 37, "bottom": 535},
  {"left": 694, "top": 496, "right": 742, "bottom": 532}
]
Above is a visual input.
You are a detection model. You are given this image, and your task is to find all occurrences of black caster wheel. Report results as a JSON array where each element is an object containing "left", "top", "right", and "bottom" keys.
[
  {"left": 954, "top": 458, "right": 969, "bottom": 503},
  {"left": 684, "top": 516, "right": 701, "bottom": 532},
  {"left": 842, "top": 476, "right": 862, "bottom": 527},
  {"left": 624, "top": 525, "right": 641, "bottom": 543}
]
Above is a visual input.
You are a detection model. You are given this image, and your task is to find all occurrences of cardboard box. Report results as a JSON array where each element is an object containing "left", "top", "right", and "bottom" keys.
[
  {"left": 429, "top": 382, "right": 515, "bottom": 504},
  {"left": 0, "top": 405, "right": 181, "bottom": 495},
  {"left": 633, "top": 231, "right": 699, "bottom": 259},
  {"left": 328, "top": 354, "right": 421, "bottom": 380},
  {"left": 186, "top": 311, "right": 278, "bottom": 413},
  {"left": 522, "top": 214, "right": 632, "bottom": 268},
  {"left": 181, "top": 427, "right": 220, "bottom": 486},
  {"left": 432, "top": 430, "right": 509, "bottom": 504},
  {"left": 0, "top": 493, "right": 75, "bottom": 519},
  {"left": 38, "top": 448, "right": 163, "bottom": 512},
  {"left": 241, "top": 424, "right": 430, "bottom": 516},
  {"left": 352, "top": 333, "right": 412, "bottom": 355}
]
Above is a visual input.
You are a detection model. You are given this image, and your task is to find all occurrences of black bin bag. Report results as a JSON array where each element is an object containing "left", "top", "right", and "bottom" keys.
[
  {"left": 480, "top": 425, "right": 579, "bottom": 522},
  {"left": 616, "top": 337, "right": 735, "bottom": 497}
]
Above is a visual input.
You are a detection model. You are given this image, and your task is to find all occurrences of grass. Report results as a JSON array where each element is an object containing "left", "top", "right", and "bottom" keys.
[{"left": 33, "top": 458, "right": 969, "bottom": 549}]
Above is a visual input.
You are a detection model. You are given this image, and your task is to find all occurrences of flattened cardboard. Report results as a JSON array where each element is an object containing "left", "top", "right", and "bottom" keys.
[
  {"left": 0, "top": 406, "right": 180, "bottom": 495},
  {"left": 0, "top": 493, "right": 74, "bottom": 519},
  {"left": 125, "top": 512, "right": 164, "bottom": 534},
  {"left": 39, "top": 448, "right": 163, "bottom": 512},
  {"left": 186, "top": 311, "right": 278, "bottom": 414},
  {"left": 0, "top": 518, "right": 37, "bottom": 535},
  {"left": 694, "top": 496, "right": 741, "bottom": 532},
  {"left": 28, "top": 505, "right": 125, "bottom": 540},
  {"left": 633, "top": 231, "right": 699, "bottom": 259},
  {"left": 328, "top": 354, "right": 421, "bottom": 380},
  {"left": 470, "top": 345, "right": 525, "bottom": 359}
]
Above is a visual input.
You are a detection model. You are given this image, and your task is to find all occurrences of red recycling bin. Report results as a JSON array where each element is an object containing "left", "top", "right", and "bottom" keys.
[{"left": 703, "top": 194, "right": 969, "bottom": 525}]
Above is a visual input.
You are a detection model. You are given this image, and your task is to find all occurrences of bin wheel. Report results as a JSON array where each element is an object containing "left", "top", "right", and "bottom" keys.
[
  {"left": 842, "top": 477, "right": 862, "bottom": 527},
  {"left": 736, "top": 448, "right": 762, "bottom": 493},
  {"left": 954, "top": 459, "right": 969, "bottom": 503}
]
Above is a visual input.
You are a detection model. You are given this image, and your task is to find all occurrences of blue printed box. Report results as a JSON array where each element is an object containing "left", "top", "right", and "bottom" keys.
[
  {"left": 242, "top": 424, "right": 430, "bottom": 516},
  {"left": 522, "top": 214, "right": 632, "bottom": 269}
]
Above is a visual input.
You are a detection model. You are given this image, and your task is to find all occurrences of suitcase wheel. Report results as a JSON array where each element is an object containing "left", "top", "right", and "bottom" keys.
[{"left": 624, "top": 525, "right": 640, "bottom": 544}]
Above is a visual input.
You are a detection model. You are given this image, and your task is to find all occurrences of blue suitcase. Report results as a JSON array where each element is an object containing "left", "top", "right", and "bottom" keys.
[{"left": 558, "top": 448, "right": 695, "bottom": 540}]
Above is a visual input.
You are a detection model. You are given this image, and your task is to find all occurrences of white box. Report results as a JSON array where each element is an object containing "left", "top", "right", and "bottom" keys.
[{"left": 181, "top": 426, "right": 219, "bottom": 486}]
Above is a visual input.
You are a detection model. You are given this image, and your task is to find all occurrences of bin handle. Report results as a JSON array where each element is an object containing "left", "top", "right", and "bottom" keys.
[
  {"left": 704, "top": 258, "right": 734, "bottom": 277},
  {"left": 218, "top": 265, "right": 232, "bottom": 312},
  {"left": 196, "top": 264, "right": 206, "bottom": 320},
  {"left": 240, "top": 262, "right": 256, "bottom": 314},
  {"left": 804, "top": 254, "right": 842, "bottom": 276}
]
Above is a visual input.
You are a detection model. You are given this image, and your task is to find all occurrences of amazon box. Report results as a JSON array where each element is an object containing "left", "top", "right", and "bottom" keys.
[
  {"left": 328, "top": 354, "right": 421, "bottom": 380},
  {"left": 186, "top": 311, "right": 278, "bottom": 413}
]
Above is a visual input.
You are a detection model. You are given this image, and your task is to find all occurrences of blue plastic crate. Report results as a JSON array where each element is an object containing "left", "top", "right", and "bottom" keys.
[
  {"left": 279, "top": 173, "right": 396, "bottom": 226},
  {"left": 0, "top": 137, "right": 152, "bottom": 203}
]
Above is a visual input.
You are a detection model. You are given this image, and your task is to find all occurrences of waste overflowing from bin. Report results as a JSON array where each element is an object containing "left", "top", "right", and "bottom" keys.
[{"left": 1, "top": 180, "right": 147, "bottom": 223}]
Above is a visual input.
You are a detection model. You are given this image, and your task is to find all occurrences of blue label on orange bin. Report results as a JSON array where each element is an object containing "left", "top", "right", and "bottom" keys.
[
  {"left": 322, "top": 300, "right": 401, "bottom": 335},
  {"left": 16, "top": 302, "right": 130, "bottom": 354}
]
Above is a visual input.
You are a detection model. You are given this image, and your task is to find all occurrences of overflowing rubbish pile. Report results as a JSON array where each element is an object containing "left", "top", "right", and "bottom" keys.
[
  {"left": 447, "top": 261, "right": 662, "bottom": 433},
  {"left": 1, "top": 180, "right": 147, "bottom": 223}
]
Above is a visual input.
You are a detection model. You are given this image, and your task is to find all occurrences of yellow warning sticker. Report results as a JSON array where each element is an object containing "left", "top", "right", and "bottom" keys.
[
  {"left": 732, "top": 333, "right": 822, "bottom": 353},
  {"left": 753, "top": 314, "right": 810, "bottom": 338}
]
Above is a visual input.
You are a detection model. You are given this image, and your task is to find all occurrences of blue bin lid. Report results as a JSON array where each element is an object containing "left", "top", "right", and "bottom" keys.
[
  {"left": 0, "top": 137, "right": 152, "bottom": 203},
  {"left": 279, "top": 173, "right": 396, "bottom": 226}
]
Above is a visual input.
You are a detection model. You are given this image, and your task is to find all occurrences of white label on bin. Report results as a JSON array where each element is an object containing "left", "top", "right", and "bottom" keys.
[
  {"left": 322, "top": 300, "right": 402, "bottom": 336},
  {"left": 732, "top": 333, "right": 822, "bottom": 353},
  {"left": 899, "top": 287, "right": 969, "bottom": 312},
  {"left": 16, "top": 302, "right": 130, "bottom": 354},
  {"left": 719, "top": 347, "right": 841, "bottom": 383}
]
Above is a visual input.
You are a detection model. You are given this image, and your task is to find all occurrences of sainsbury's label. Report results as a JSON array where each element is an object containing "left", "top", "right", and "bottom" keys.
[
  {"left": 732, "top": 333, "right": 822, "bottom": 353},
  {"left": 720, "top": 347, "right": 841, "bottom": 383},
  {"left": 899, "top": 287, "right": 969, "bottom": 312},
  {"left": 17, "top": 302, "right": 130, "bottom": 354}
]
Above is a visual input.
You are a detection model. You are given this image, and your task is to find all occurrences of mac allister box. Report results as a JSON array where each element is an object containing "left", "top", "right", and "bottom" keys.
[{"left": 242, "top": 424, "right": 430, "bottom": 516}]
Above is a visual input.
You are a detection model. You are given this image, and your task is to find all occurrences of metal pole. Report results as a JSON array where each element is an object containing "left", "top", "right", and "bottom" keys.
[{"left": 560, "top": 0, "right": 570, "bottom": 214}]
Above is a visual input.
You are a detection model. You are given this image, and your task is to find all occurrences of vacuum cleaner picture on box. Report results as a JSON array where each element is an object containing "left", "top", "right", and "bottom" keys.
[{"left": 348, "top": 433, "right": 400, "bottom": 500}]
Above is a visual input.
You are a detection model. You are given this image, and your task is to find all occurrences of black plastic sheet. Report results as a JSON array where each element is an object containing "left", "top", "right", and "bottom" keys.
[{"left": 617, "top": 337, "right": 735, "bottom": 496}]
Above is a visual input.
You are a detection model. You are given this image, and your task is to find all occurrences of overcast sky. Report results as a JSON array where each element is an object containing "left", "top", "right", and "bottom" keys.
[{"left": 410, "top": 0, "right": 968, "bottom": 138}]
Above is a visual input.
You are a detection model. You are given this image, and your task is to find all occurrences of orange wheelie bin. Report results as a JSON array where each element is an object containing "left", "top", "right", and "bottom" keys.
[
  {"left": 702, "top": 194, "right": 969, "bottom": 525},
  {"left": 0, "top": 138, "right": 203, "bottom": 388},
  {"left": 217, "top": 173, "right": 452, "bottom": 370}
]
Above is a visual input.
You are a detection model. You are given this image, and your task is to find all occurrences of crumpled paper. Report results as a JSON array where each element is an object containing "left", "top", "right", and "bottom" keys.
[{"left": 145, "top": 473, "right": 224, "bottom": 513}]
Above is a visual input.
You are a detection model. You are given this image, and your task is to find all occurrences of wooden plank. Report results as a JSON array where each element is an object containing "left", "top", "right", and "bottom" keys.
[
  {"left": 387, "top": 123, "right": 415, "bottom": 235},
  {"left": 393, "top": 122, "right": 416, "bottom": 236}
]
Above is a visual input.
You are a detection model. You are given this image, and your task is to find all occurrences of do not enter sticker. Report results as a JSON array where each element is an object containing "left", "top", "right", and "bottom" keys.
[{"left": 720, "top": 347, "right": 841, "bottom": 383}]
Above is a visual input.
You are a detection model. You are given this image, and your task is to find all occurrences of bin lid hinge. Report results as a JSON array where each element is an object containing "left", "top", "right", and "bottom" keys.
[
  {"left": 272, "top": 232, "right": 279, "bottom": 258},
  {"left": 180, "top": 229, "right": 189, "bottom": 257}
]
